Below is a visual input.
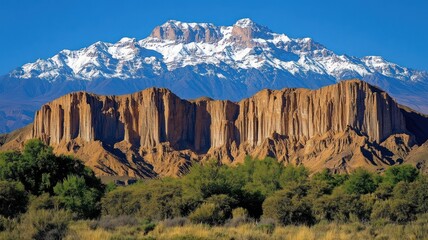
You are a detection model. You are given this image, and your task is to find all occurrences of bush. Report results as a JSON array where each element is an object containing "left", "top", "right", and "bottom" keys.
[
  {"left": 262, "top": 186, "right": 314, "bottom": 225},
  {"left": 137, "top": 179, "right": 187, "bottom": 220},
  {"left": 0, "top": 139, "right": 103, "bottom": 195},
  {"left": 29, "top": 193, "right": 57, "bottom": 211},
  {"left": 0, "top": 215, "right": 16, "bottom": 232},
  {"left": 183, "top": 160, "right": 244, "bottom": 200},
  {"left": 224, "top": 207, "right": 251, "bottom": 227},
  {"left": 383, "top": 164, "right": 419, "bottom": 186},
  {"left": 189, "top": 194, "right": 236, "bottom": 225},
  {"left": 371, "top": 199, "right": 416, "bottom": 223},
  {"left": 14, "top": 209, "right": 72, "bottom": 240},
  {"left": 343, "top": 168, "right": 377, "bottom": 195},
  {"left": 102, "top": 179, "right": 189, "bottom": 220},
  {"left": 256, "top": 218, "right": 276, "bottom": 234},
  {"left": 313, "top": 188, "right": 365, "bottom": 222},
  {"left": 0, "top": 181, "right": 28, "bottom": 218},
  {"left": 310, "top": 169, "right": 347, "bottom": 196},
  {"left": 279, "top": 165, "right": 309, "bottom": 187},
  {"left": 407, "top": 176, "right": 428, "bottom": 214},
  {"left": 101, "top": 188, "right": 141, "bottom": 216},
  {"left": 238, "top": 157, "right": 283, "bottom": 197},
  {"left": 54, "top": 175, "right": 102, "bottom": 219}
]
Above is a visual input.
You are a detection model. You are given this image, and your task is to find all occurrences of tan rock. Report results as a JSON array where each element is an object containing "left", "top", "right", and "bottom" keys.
[{"left": 3, "top": 79, "right": 426, "bottom": 177}]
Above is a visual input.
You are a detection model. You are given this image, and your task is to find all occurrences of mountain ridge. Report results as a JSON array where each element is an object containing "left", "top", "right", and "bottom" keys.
[{"left": 1, "top": 18, "right": 428, "bottom": 133}]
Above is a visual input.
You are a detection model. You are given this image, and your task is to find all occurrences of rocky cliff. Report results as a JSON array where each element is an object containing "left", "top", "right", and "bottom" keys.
[{"left": 3, "top": 80, "right": 426, "bottom": 177}]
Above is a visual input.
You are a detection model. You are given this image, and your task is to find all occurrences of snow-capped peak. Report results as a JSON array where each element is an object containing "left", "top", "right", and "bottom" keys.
[
  {"left": 234, "top": 18, "right": 257, "bottom": 28},
  {"left": 9, "top": 18, "right": 427, "bottom": 85}
]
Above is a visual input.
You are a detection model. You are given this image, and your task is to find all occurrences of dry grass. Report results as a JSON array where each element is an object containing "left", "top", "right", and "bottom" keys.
[
  {"left": 63, "top": 217, "right": 428, "bottom": 240},
  {"left": 65, "top": 221, "right": 112, "bottom": 240},
  {"left": 143, "top": 222, "right": 427, "bottom": 240}
]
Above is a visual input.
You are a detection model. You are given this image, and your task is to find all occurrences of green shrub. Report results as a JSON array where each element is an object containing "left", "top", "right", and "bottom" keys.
[
  {"left": 0, "top": 215, "right": 16, "bottom": 232},
  {"left": 102, "top": 179, "right": 188, "bottom": 220},
  {"left": 256, "top": 218, "right": 276, "bottom": 234},
  {"left": 313, "top": 188, "right": 365, "bottom": 222},
  {"left": 343, "top": 168, "right": 377, "bottom": 195},
  {"left": 279, "top": 165, "right": 309, "bottom": 187},
  {"left": 54, "top": 175, "right": 102, "bottom": 219},
  {"left": 14, "top": 209, "right": 72, "bottom": 240},
  {"left": 0, "top": 181, "right": 28, "bottom": 218},
  {"left": 0, "top": 139, "right": 103, "bottom": 196},
  {"left": 310, "top": 169, "right": 347, "bottom": 196},
  {"left": 188, "top": 203, "right": 217, "bottom": 224},
  {"left": 407, "top": 176, "right": 428, "bottom": 213},
  {"left": 371, "top": 199, "right": 416, "bottom": 223},
  {"left": 101, "top": 188, "right": 141, "bottom": 216},
  {"left": 189, "top": 194, "right": 236, "bottom": 225},
  {"left": 29, "top": 193, "right": 57, "bottom": 211},
  {"left": 262, "top": 186, "right": 314, "bottom": 225},
  {"left": 383, "top": 164, "right": 419, "bottom": 186}
]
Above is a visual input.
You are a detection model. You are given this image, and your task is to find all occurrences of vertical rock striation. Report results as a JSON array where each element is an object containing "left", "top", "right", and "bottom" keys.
[{"left": 28, "top": 80, "right": 413, "bottom": 176}]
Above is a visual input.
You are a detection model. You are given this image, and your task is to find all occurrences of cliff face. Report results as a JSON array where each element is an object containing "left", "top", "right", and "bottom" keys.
[{"left": 23, "top": 80, "right": 419, "bottom": 176}]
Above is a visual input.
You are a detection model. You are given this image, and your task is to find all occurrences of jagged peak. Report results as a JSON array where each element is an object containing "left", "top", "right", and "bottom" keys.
[
  {"left": 156, "top": 19, "right": 218, "bottom": 32},
  {"left": 234, "top": 18, "right": 256, "bottom": 27},
  {"left": 117, "top": 37, "right": 137, "bottom": 44},
  {"left": 233, "top": 18, "right": 272, "bottom": 34},
  {"left": 234, "top": 18, "right": 267, "bottom": 30}
]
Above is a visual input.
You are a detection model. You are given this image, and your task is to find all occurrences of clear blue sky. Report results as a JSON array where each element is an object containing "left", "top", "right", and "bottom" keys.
[{"left": 1, "top": 0, "right": 427, "bottom": 75}]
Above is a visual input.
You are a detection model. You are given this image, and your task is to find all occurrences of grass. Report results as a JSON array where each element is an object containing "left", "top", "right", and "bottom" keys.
[{"left": 61, "top": 216, "right": 428, "bottom": 240}]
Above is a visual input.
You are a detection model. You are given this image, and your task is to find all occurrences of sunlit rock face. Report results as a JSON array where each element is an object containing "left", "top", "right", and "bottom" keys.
[{"left": 22, "top": 80, "right": 421, "bottom": 177}]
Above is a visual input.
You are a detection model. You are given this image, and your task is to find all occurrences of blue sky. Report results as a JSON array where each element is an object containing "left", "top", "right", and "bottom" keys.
[{"left": 1, "top": 0, "right": 427, "bottom": 75}]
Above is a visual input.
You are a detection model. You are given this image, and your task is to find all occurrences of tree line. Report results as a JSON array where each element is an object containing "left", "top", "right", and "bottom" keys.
[{"left": 0, "top": 139, "right": 427, "bottom": 238}]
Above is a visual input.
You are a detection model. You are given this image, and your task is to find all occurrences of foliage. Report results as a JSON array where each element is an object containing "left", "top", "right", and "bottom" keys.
[
  {"left": 4, "top": 209, "right": 72, "bottom": 240},
  {"left": 313, "top": 188, "right": 366, "bottom": 222},
  {"left": 54, "top": 175, "right": 102, "bottom": 219},
  {"left": 28, "top": 193, "right": 57, "bottom": 211},
  {"left": 0, "top": 139, "right": 103, "bottom": 195},
  {"left": 343, "top": 168, "right": 377, "bottom": 195},
  {"left": 383, "top": 164, "right": 419, "bottom": 186},
  {"left": 407, "top": 176, "right": 428, "bottom": 213},
  {"left": 102, "top": 178, "right": 188, "bottom": 220},
  {"left": 189, "top": 194, "right": 236, "bottom": 225},
  {"left": 262, "top": 184, "right": 314, "bottom": 226},
  {"left": 1, "top": 145, "right": 428, "bottom": 236},
  {"left": 371, "top": 199, "right": 416, "bottom": 223},
  {"left": 279, "top": 165, "right": 309, "bottom": 186},
  {"left": 0, "top": 181, "right": 28, "bottom": 218}
]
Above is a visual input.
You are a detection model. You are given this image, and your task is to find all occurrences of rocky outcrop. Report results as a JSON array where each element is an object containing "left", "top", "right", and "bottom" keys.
[
  {"left": 231, "top": 18, "right": 273, "bottom": 46},
  {"left": 150, "top": 20, "right": 222, "bottom": 43},
  {"left": 4, "top": 80, "right": 425, "bottom": 177}
]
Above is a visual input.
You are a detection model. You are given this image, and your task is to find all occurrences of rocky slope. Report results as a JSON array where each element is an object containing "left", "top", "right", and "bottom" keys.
[
  {"left": 1, "top": 18, "right": 428, "bottom": 133},
  {"left": 2, "top": 80, "right": 427, "bottom": 177}
]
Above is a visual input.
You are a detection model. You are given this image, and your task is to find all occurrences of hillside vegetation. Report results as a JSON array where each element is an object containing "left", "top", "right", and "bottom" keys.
[{"left": 0, "top": 139, "right": 428, "bottom": 239}]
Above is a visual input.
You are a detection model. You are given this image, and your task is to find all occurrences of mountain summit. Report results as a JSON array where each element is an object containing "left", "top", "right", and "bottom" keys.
[{"left": 1, "top": 18, "right": 428, "bottom": 132}]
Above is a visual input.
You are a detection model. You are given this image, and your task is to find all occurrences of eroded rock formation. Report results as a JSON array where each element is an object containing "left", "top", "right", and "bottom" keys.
[{"left": 3, "top": 80, "right": 426, "bottom": 177}]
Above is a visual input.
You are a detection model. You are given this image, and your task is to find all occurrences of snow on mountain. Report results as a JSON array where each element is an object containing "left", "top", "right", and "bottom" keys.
[
  {"left": 11, "top": 18, "right": 426, "bottom": 85},
  {"left": 1, "top": 18, "right": 428, "bottom": 133}
]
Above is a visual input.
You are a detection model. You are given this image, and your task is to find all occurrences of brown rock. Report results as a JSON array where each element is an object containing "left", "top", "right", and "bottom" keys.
[{"left": 3, "top": 80, "right": 426, "bottom": 177}]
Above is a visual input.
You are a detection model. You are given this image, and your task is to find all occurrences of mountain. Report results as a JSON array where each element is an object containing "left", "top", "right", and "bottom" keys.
[
  {"left": 2, "top": 80, "right": 428, "bottom": 177},
  {"left": 1, "top": 18, "right": 428, "bottom": 133}
]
